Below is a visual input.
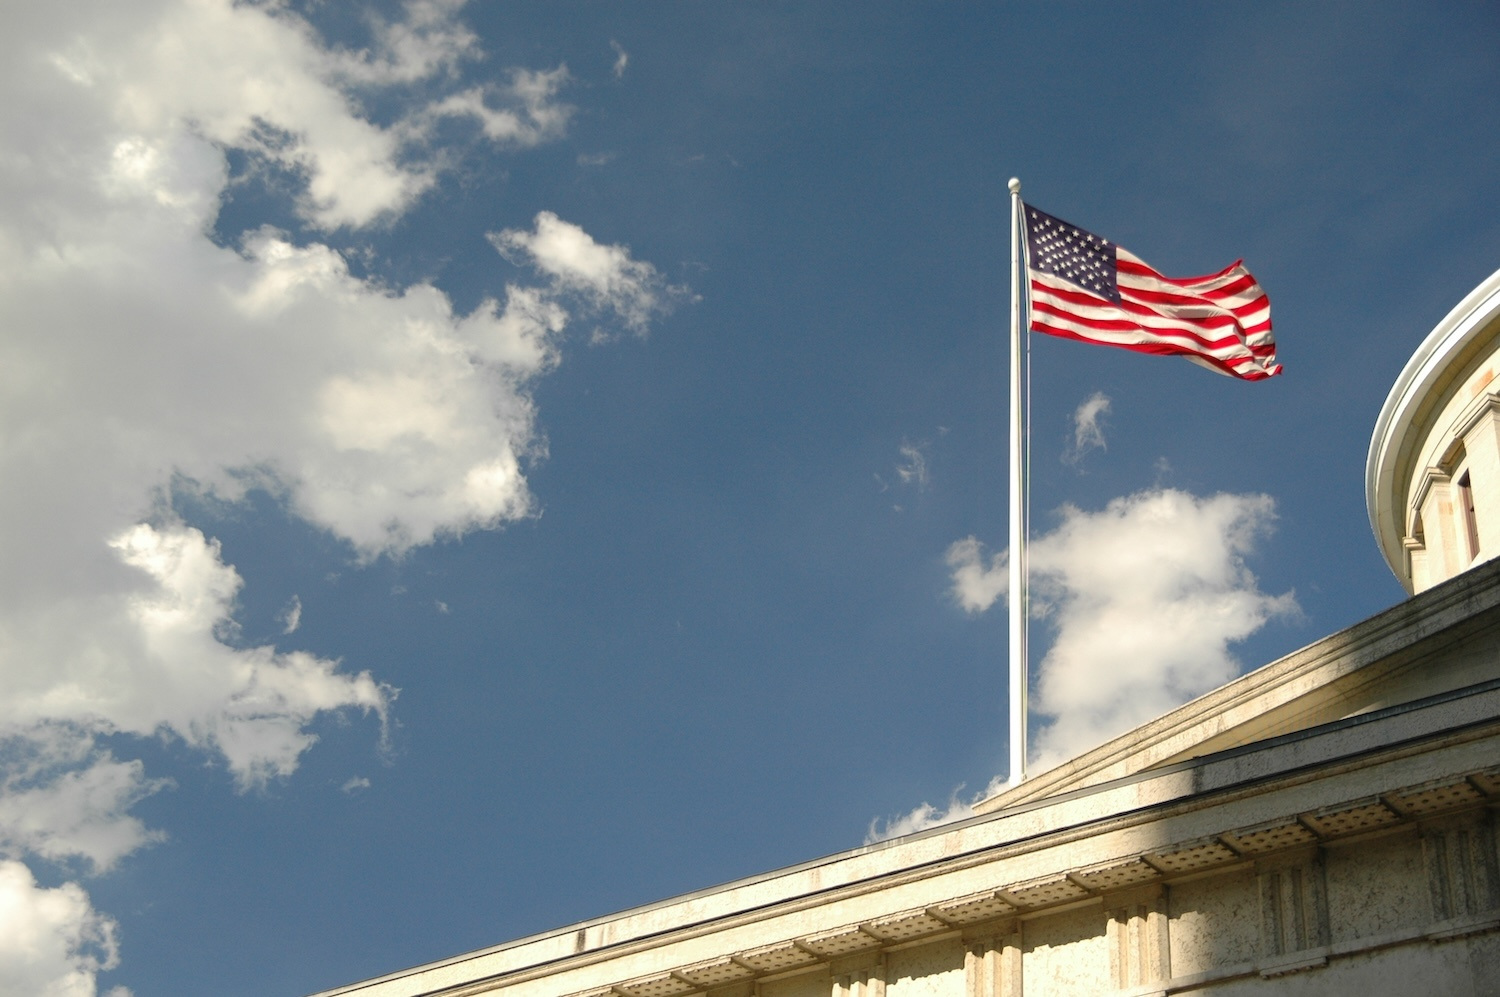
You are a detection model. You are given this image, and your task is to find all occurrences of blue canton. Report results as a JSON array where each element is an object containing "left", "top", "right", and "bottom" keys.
[{"left": 1024, "top": 206, "right": 1120, "bottom": 304}]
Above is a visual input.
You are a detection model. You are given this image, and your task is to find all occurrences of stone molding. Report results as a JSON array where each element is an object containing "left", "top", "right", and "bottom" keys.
[{"left": 554, "top": 768, "right": 1500, "bottom": 997}]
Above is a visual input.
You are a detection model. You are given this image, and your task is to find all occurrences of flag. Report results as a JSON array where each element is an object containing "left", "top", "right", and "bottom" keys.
[{"left": 1022, "top": 203, "right": 1281, "bottom": 380}]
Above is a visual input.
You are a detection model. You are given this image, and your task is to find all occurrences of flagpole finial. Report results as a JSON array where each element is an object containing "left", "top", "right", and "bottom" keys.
[{"left": 1008, "top": 177, "right": 1021, "bottom": 194}]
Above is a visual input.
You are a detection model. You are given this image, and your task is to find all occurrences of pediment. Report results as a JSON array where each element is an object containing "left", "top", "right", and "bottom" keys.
[{"left": 975, "top": 557, "right": 1500, "bottom": 815}]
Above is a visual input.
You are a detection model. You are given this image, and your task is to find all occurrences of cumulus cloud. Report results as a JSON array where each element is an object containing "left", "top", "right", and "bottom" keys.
[
  {"left": 882, "top": 488, "right": 1292, "bottom": 839},
  {"left": 935, "top": 488, "right": 1295, "bottom": 807},
  {"left": 0, "top": 861, "right": 126, "bottom": 997},
  {"left": 0, "top": 2, "right": 684, "bottom": 991},
  {"left": 1064, "top": 391, "right": 1111, "bottom": 466},
  {"left": 25, "top": 0, "right": 573, "bottom": 232},
  {"left": 1026, "top": 489, "right": 1298, "bottom": 768},
  {"left": 0, "top": 737, "right": 167, "bottom": 875},
  {"left": 945, "top": 537, "right": 1008, "bottom": 613}
]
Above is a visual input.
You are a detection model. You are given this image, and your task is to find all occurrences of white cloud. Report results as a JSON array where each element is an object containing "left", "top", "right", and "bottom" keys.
[
  {"left": 945, "top": 536, "right": 1008, "bottom": 614},
  {"left": 1027, "top": 490, "right": 1298, "bottom": 768},
  {"left": 610, "top": 40, "right": 629, "bottom": 80},
  {"left": 1064, "top": 391, "right": 1111, "bottom": 466},
  {"left": 944, "top": 488, "right": 1296, "bottom": 771},
  {"left": 886, "top": 488, "right": 1293, "bottom": 839},
  {"left": 865, "top": 792, "right": 975, "bottom": 844},
  {"left": 416, "top": 67, "right": 573, "bottom": 148},
  {"left": 18, "top": 0, "right": 573, "bottom": 233},
  {"left": 491, "top": 211, "right": 690, "bottom": 334},
  {"left": 896, "top": 441, "right": 929, "bottom": 491},
  {"left": 0, "top": 738, "right": 167, "bottom": 875},
  {"left": 0, "top": 0, "right": 686, "bottom": 986},
  {"left": 278, "top": 596, "right": 302, "bottom": 635},
  {"left": 330, "top": 0, "right": 479, "bottom": 86},
  {"left": 0, "top": 860, "right": 126, "bottom": 997},
  {"left": 340, "top": 776, "right": 372, "bottom": 794},
  {"left": 0, "top": 522, "right": 392, "bottom": 796}
]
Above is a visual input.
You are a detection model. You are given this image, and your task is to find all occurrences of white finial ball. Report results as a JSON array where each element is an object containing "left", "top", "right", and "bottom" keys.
[{"left": 1008, "top": 177, "right": 1021, "bottom": 193}]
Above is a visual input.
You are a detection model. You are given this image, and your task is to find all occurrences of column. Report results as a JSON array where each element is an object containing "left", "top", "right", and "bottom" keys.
[
  {"left": 1105, "top": 885, "right": 1170, "bottom": 990},
  {"left": 963, "top": 923, "right": 1022, "bottom": 997},
  {"left": 1256, "top": 847, "right": 1329, "bottom": 975}
]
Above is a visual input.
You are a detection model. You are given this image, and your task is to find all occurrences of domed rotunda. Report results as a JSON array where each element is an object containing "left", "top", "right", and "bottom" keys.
[{"left": 1369, "top": 268, "right": 1500, "bottom": 593}]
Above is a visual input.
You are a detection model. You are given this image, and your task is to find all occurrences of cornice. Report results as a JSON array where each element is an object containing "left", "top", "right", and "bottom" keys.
[
  {"left": 311, "top": 677, "right": 1500, "bottom": 997},
  {"left": 384, "top": 738, "right": 1500, "bottom": 997}
]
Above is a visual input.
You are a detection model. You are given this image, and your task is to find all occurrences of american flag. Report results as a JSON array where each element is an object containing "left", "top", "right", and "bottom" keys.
[{"left": 1022, "top": 204, "right": 1280, "bottom": 380}]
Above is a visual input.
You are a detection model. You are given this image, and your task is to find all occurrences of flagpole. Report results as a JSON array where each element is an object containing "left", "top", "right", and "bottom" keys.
[{"left": 1006, "top": 177, "right": 1028, "bottom": 788}]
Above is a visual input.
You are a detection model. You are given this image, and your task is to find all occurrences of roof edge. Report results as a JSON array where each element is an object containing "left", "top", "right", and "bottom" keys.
[{"left": 976, "top": 554, "right": 1500, "bottom": 813}]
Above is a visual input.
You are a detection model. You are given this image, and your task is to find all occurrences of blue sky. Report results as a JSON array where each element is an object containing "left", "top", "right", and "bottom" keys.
[{"left": 2, "top": 3, "right": 1500, "bottom": 995}]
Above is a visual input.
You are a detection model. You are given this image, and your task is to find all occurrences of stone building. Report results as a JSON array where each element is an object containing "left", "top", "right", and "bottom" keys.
[{"left": 313, "top": 269, "right": 1500, "bottom": 997}]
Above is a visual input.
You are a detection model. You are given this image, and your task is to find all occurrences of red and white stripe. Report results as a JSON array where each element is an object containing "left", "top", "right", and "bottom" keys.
[{"left": 1028, "top": 248, "right": 1280, "bottom": 380}]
